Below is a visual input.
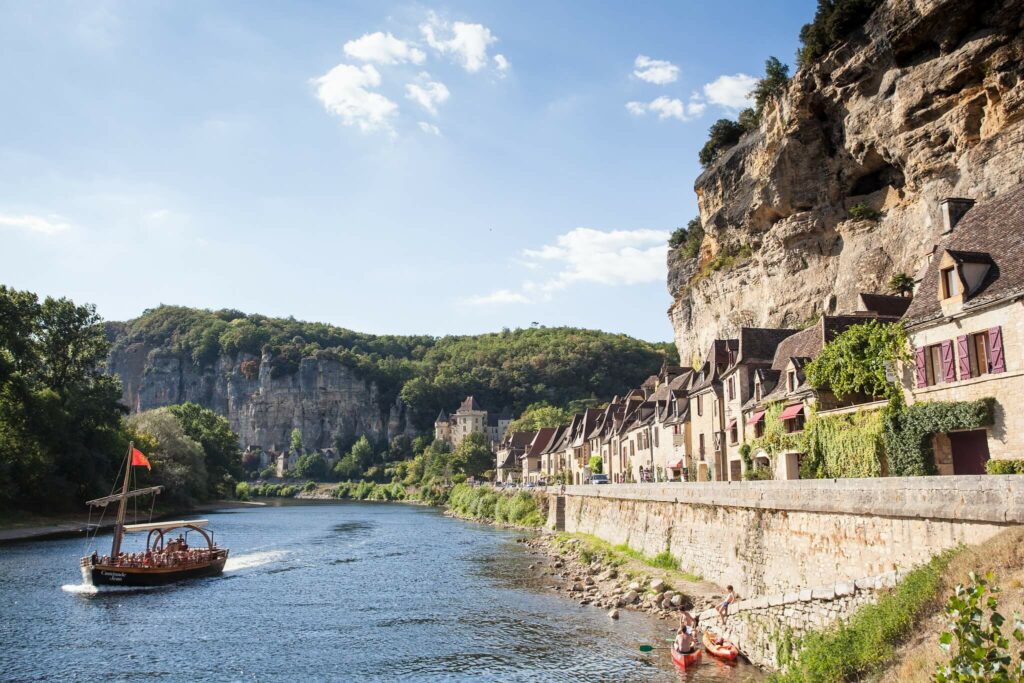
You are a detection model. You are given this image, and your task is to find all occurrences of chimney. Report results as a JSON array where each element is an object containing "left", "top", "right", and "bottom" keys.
[{"left": 940, "top": 197, "right": 975, "bottom": 234}]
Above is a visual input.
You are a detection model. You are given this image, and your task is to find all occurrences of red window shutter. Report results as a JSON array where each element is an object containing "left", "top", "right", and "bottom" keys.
[
  {"left": 989, "top": 327, "right": 1006, "bottom": 373},
  {"left": 915, "top": 347, "right": 928, "bottom": 388},
  {"left": 940, "top": 340, "right": 956, "bottom": 383},
  {"left": 956, "top": 335, "right": 971, "bottom": 379}
]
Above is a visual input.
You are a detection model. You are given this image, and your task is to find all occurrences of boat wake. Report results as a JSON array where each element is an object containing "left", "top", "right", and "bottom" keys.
[
  {"left": 224, "top": 550, "right": 288, "bottom": 572},
  {"left": 61, "top": 583, "right": 158, "bottom": 595},
  {"left": 61, "top": 583, "right": 99, "bottom": 595}
]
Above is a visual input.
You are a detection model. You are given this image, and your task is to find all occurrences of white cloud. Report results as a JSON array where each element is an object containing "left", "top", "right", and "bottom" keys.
[
  {"left": 418, "top": 121, "right": 441, "bottom": 136},
  {"left": 627, "top": 94, "right": 706, "bottom": 121},
  {"left": 466, "top": 228, "right": 669, "bottom": 305},
  {"left": 464, "top": 289, "right": 530, "bottom": 306},
  {"left": 633, "top": 55, "right": 679, "bottom": 85},
  {"left": 312, "top": 63, "right": 398, "bottom": 133},
  {"left": 343, "top": 31, "right": 426, "bottom": 65},
  {"left": 405, "top": 72, "right": 450, "bottom": 115},
  {"left": 0, "top": 213, "right": 73, "bottom": 235},
  {"left": 494, "top": 53, "right": 510, "bottom": 75},
  {"left": 703, "top": 73, "right": 757, "bottom": 109},
  {"left": 420, "top": 13, "right": 499, "bottom": 73}
]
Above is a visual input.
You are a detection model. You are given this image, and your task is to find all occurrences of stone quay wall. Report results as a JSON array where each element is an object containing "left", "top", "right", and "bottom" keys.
[
  {"left": 547, "top": 477, "right": 1024, "bottom": 598},
  {"left": 696, "top": 571, "right": 901, "bottom": 669}
]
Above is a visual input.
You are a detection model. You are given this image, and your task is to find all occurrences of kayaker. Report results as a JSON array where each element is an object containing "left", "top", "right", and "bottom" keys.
[
  {"left": 717, "top": 585, "right": 737, "bottom": 624},
  {"left": 674, "top": 627, "right": 696, "bottom": 655}
]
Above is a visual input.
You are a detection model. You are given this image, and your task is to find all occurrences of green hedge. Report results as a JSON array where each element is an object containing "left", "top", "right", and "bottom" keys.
[
  {"left": 447, "top": 483, "right": 545, "bottom": 527},
  {"left": 332, "top": 481, "right": 406, "bottom": 501},
  {"left": 986, "top": 459, "right": 1024, "bottom": 475},
  {"left": 883, "top": 399, "right": 995, "bottom": 476}
]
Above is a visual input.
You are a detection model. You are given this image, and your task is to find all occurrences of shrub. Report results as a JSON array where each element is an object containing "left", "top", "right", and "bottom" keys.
[
  {"left": 986, "top": 459, "right": 1024, "bottom": 475},
  {"left": 699, "top": 119, "right": 746, "bottom": 167},
  {"left": 798, "top": 0, "right": 883, "bottom": 66},
  {"left": 802, "top": 409, "right": 886, "bottom": 479},
  {"left": 668, "top": 217, "right": 705, "bottom": 259},
  {"left": 888, "top": 272, "right": 914, "bottom": 297},
  {"left": 848, "top": 203, "right": 882, "bottom": 221},
  {"left": 302, "top": 481, "right": 316, "bottom": 492},
  {"left": 805, "top": 320, "right": 909, "bottom": 403},
  {"left": 649, "top": 550, "right": 678, "bottom": 571},
  {"left": 934, "top": 572, "right": 1024, "bottom": 682},
  {"left": 744, "top": 466, "right": 774, "bottom": 481},
  {"left": 883, "top": 399, "right": 996, "bottom": 476},
  {"left": 235, "top": 482, "right": 250, "bottom": 501},
  {"left": 751, "top": 57, "right": 790, "bottom": 118}
]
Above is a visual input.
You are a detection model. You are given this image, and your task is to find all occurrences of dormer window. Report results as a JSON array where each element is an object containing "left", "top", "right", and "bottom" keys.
[
  {"left": 787, "top": 371, "right": 796, "bottom": 392},
  {"left": 941, "top": 267, "right": 960, "bottom": 299}
]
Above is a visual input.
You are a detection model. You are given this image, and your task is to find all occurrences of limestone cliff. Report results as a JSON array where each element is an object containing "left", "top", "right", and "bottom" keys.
[
  {"left": 108, "top": 341, "right": 411, "bottom": 451},
  {"left": 667, "top": 0, "right": 1024, "bottom": 362}
]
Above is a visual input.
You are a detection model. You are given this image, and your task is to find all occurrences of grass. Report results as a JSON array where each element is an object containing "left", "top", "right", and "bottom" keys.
[
  {"left": 771, "top": 549, "right": 958, "bottom": 682},
  {"left": 559, "top": 533, "right": 704, "bottom": 584}
]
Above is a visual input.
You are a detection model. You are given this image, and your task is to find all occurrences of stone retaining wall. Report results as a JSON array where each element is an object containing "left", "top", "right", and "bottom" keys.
[
  {"left": 548, "top": 476, "right": 1024, "bottom": 597},
  {"left": 696, "top": 571, "right": 901, "bottom": 669}
]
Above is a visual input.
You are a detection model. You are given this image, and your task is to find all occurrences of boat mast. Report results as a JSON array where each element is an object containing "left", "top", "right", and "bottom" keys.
[{"left": 110, "top": 442, "right": 134, "bottom": 558}]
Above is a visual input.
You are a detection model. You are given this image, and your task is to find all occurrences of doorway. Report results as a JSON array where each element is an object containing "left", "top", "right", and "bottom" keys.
[{"left": 948, "top": 429, "right": 990, "bottom": 475}]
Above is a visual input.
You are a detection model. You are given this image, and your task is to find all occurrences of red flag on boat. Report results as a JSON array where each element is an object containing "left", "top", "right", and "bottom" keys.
[{"left": 131, "top": 447, "right": 151, "bottom": 470}]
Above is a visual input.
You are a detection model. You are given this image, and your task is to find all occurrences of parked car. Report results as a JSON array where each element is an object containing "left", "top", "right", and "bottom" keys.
[{"left": 589, "top": 474, "right": 610, "bottom": 485}]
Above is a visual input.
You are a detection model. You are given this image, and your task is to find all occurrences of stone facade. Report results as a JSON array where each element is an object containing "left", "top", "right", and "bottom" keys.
[
  {"left": 434, "top": 396, "right": 510, "bottom": 449},
  {"left": 550, "top": 478, "right": 1024, "bottom": 597}
]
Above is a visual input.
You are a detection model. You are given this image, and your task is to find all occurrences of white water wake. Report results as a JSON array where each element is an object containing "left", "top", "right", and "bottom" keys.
[
  {"left": 61, "top": 583, "right": 98, "bottom": 595},
  {"left": 224, "top": 550, "right": 288, "bottom": 572}
]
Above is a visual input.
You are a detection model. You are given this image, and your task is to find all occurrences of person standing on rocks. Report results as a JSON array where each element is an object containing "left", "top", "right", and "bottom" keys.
[{"left": 717, "top": 585, "right": 736, "bottom": 624}]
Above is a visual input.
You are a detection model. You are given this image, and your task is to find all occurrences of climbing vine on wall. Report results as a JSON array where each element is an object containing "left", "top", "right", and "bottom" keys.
[
  {"left": 882, "top": 398, "right": 995, "bottom": 476},
  {"left": 745, "top": 402, "right": 802, "bottom": 477},
  {"left": 802, "top": 409, "right": 886, "bottom": 479}
]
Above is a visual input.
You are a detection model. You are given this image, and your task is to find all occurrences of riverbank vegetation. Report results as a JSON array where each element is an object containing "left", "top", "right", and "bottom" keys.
[
  {"left": 0, "top": 285, "right": 243, "bottom": 512},
  {"left": 446, "top": 483, "right": 545, "bottom": 527},
  {"left": 559, "top": 533, "right": 704, "bottom": 584},
  {"left": 775, "top": 526, "right": 1024, "bottom": 683}
]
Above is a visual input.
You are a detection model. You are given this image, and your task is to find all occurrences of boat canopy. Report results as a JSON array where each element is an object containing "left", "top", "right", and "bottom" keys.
[{"left": 123, "top": 519, "right": 209, "bottom": 533}]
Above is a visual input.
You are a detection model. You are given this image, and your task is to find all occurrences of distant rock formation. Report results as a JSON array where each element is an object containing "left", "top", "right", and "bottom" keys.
[
  {"left": 108, "top": 341, "right": 412, "bottom": 451},
  {"left": 668, "top": 0, "right": 1024, "bottom": 362}
]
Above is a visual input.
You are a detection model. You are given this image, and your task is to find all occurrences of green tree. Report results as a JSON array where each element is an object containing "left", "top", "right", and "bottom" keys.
[
  {"left": 798, "top": 0, "right": 882, "bottom": 65},
  {"left": 588, "top": 454, "right": 603, "bottom": 474},
  {"left": 289, "top": 427, "right": 303, "bottom": 453},
  {"left": 387, "top": 434, "right": 413, "bottom": 461},
  {"left": 291, "top": 452, "right": 328, "bottom": 480},
  {"left": 507, "top": 402, "right": 572, "bottom": 433},
  {"left": 350, "top": 435, "right": 374, "bottom": 470},
  {"left": 668, "top": 217, "right": 705, "bottom": 259},
  {"left": 888, "top": 272, "right": 914, "bottom": 297},
  {"left": 333, "top": 451, "right": 361, "bottom": 481},
  {"left": 451, "top": 432, "right": 494, "bottom": 479},
  {"left": 127, "top": 409, "right": 209, "bottom": 508},
  {"left": 699, "top": 119, "right": 745, "bottom": 167},
  {"left": 738, "top": 107, "right": 759, "bottom": 132},
  {"left": 752, "top": 56, "right": 790, "bottom": 118},
  {"left": 167, "top": 403, "right": 242, "bottom": 497},
  {"left": 804, "top": 320, "right": 910, "bottom": 403}
]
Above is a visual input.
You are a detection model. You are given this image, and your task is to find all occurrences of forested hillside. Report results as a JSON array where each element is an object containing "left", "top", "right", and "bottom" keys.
[{"left": 107, "top": 305, "right": 676, "bottom": 448}]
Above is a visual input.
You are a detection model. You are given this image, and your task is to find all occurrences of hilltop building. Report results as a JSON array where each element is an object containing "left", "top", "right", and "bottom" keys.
[{"left": 434, "top": 396, "right": 511, "bottom": 449}]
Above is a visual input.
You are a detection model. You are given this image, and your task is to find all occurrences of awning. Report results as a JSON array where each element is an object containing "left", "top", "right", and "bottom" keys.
[
  {"left": 668, "top": 459, "right": 684, "bottom": 469},
  {"left": 780, "top": 403, "right": 805, "bottom": 421},
  {"left": 746, "top": 410, "right": 765, "bottom": 426},
  {"left": 726, "top": 418, "right": 737, "bottom": 432},
  {"left": 123, "top": 519, "right": 208, "bottom": 533}
]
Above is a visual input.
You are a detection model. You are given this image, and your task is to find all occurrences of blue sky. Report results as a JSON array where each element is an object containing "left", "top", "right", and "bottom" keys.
[{"left": 0, "top": 1, "right": 810, "bottom": 342}]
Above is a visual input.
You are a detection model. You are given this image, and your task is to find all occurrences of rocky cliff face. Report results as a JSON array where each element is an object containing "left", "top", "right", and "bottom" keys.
[
  {"left": 108, "top": 342, "right": 411, "bottom": 451},
  {"left": 668, "top": 0, "right": 1024, "bottom": 362}
]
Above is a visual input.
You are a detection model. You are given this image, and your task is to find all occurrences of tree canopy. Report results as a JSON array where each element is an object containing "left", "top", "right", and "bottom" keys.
[{"left": 506, "top": 402, "right": 573, "bottom": 433}]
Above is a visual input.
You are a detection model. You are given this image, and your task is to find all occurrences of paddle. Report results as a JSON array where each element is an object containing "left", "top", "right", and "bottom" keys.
[{"left": 639, "top": 639, "right": 676, "bottom": 652}]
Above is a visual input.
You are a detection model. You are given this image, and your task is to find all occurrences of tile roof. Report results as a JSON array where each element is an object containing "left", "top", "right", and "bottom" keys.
[
  {"left": 858, "top": 293, "right": 913, "bottom": 317},
  {"left": 737, "top": 327, "right": 799, "bottom": 363},
  {"left": 525, "top": 427, "right": 558, "bottom": 459},
  {"left": 458, "top": 396, "right": 484, "bottom": 412},
  {"left": 905, "top": 183, "right": 1024, "bottom": 325}
]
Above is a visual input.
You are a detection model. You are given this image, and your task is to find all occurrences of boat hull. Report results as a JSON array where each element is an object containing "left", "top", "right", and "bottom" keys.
[
  {"left": 84, "top": 555, "right": 228, "bottom": 587},
  {"left": 671, "top": 647, "right": 702, "bottom": 670},
  {"left": 702, "top": 630, "right": 739, "bottom": 661}
]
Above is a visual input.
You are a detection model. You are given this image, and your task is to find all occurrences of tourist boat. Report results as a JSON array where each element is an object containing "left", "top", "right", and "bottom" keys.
[
  {"left": 79, "top": 444, "right": 229, "bottom": 587},
  {"left": 671, "top": 646, "right": 702, "bottom": 670},
  {"left": 702, "top": 630, "right": 739, "bottom": 661}
]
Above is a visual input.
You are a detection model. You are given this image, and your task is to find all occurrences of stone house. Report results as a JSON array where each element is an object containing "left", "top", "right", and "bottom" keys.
[
  {"left": 743, "top": 312, "right": 903, "bottom": 479},
  {"left": 539, "top": 425, "right": 568, "bottom": 482},
  {"left": 566, "top": 408, "right": 602, "bottom": 485},
  {"left": 719, "top": 328, "right": 798, "bottom": 481},
  {"left": 495, "top": 430, "right": 534, "bottom": 483},
  {"left": 688, "top": 339, "right": 738, "bottom": 481},
  {"left": 903, "top": 187, "right": 1024, "bottom": 472},
  {"left": 521, "top": 426, "right": 557, "bottom": 484},
  {"left": 434, "top": 396, "right": 511, "bottom": 449}
]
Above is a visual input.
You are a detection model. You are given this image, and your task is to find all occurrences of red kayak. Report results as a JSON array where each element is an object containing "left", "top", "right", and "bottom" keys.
[
  {"left": 671, "top": 647, "right": 702, "bottom": 670},
  {"left": 703, "top": 630, "right": 739, "bottom": 661}
]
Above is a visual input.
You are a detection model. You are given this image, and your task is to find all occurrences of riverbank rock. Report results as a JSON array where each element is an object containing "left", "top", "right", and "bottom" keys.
[{"left": 608, "top": 608, "right": 620, "bottom": 620}]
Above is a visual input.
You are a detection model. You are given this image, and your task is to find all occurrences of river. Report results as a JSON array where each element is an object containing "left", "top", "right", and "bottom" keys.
[{"left": 0, "top": 501, "right": 761, "bottom": 681}]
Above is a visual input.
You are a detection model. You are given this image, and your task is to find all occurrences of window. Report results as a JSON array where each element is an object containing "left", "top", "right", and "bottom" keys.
[
  {"left": 698, "top": 434, "right": 705, "bottom": 458},
  {"left": 754, "top": 383, "right": 761, "bottom": 402},
  {"left": 654, "top": 428, "right": 659, "bottom": 448},
  {"left": 786, "top": 413, "right": 806, "bottom": 433},
  {"left": 727, "top": 377, "right": 735, "bottom": 400},
  {"left": 697, "top": 395, "right": 703, "bottom": 416},
  {"left": 754, "top": 421, "right": 765, "bottom": 438},
  {"left": 969, "top": 332, "right": 991, "bottom": 377},
  {"left": 729, "top": 422, "right": 738, "bottom": 444},
  {"left": 941, "top": 267, "right": 960, "bottom": 298},
  {"left": 787, "top": 371, "right": 796, "bottom": 392}
]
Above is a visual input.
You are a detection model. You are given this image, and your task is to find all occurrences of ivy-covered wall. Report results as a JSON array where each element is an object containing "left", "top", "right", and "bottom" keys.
[
  {"left": 883, "top": 399, "right": 996, "bottom": 476},
  {"left": 803, "top": 410, "right": 887, "bottom": 479}
]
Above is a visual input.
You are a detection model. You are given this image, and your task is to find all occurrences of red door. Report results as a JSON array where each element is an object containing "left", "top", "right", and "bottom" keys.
[{"left": 948, "top": 430, "right": 990, "bottom": 475}]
